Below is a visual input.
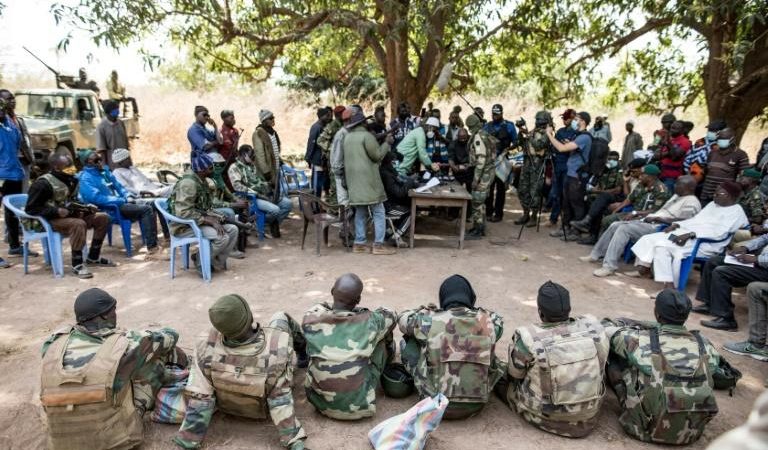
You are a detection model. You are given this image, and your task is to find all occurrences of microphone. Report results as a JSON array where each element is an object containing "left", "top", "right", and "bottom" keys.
[{"left": 436, "top": 63, "right": 453, "bottom": 93}]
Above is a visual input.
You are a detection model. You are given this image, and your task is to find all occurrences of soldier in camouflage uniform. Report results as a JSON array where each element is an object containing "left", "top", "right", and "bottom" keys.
[
  {"left": 465, "top": 114, "right": 498, "bottom": 240},
  {"left": 398, "top": 274, "right": 504, "bottom": 419},
  {"left": 174, "top": 294, "right": 310, "bottom": 450},
  {"left": 515, "top": 111, "right": 554, "bottom": 227},
  {"left": 592, "top": 164, "right": 670, "bottom": 233},
  {"left": 40, "top": 288, "right": 186, "bottom": 450},
  {"left": 604, "top": 289, "right": 736, "bottom": 445},
  {"left": 738, "top": 168, "right": 765, "bottom": 227},
  {"left": 317, "top": 107, "right": 344, "bottom": 205},
  {"left": 302, "top": 273, "right": 396, "bottom": 420},
  {"left": 569, "top": 151, "right": 624, "bottom": 244},
  {"left": 500, "top": 281, "right": 609, "bottom": 437}
]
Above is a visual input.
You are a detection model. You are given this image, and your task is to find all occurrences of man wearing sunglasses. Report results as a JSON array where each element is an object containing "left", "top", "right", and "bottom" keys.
[{"left": 187, "top": 105, "right": 223, "bottom": 154}]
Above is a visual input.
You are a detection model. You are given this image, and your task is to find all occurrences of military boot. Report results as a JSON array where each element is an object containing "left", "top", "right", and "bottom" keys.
[
  {"left": 465, "top": 225, "right": 486, "bottom": 240},
  {"left": 513, "top": 210, "right": 530, "bottom": 225},
  {"left": 525, "top": 211, "right": 539, "bottom": 227}
]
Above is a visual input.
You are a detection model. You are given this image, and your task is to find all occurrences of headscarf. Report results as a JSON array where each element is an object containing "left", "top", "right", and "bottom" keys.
[{"left": 439, "top": 274, "right": 476, "bottom": 309}]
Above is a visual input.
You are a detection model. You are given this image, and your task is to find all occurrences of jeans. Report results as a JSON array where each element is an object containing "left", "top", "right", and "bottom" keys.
[
  {"left": 548, "top": 165, "right": 567, "bottom": 223},
  {"left": 696, "top": 255, "right": 768, "bottom": 319},
  {"left": 1, "top": 179, "right": 22, "bottom": 249},
  {"left": 119, "top": 203, "right": 159, "bottom": 248},
  {"left": 255, "top": 196, "right": 292, "bottom": 223},
  {"left": 311, "top": 168, "right": 327, "bottom": 198},
  {"left": 354, "top": 202, "right": 386, "bottom": 244},
  {"left": 747, "top": 282, "right": 768, "bottom": 345},
  {"left": 591, "top": 220, "right": 656, "bottom": 270}
]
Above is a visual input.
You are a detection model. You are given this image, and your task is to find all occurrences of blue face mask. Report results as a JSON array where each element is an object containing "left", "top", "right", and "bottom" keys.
[
  {"left": 109, "top": 109, "right": 120, "bottom": 118},
  {"left": 570, "top": 120, "right": 579, "bottom": 131},
  {"left": 717, "top": 138, "right": 732, "bottom": 149},
  {"left": 706, "top": 131, "right": 717, "bottom": 141}
]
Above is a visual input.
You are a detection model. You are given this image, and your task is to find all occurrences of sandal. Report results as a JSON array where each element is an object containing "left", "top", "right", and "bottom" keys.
[
  {"left": 86, "top": 257, "right": 117, "bottom": 267},
  {"left": 72, "top": 264, "right": 93, "bottom": 279}
]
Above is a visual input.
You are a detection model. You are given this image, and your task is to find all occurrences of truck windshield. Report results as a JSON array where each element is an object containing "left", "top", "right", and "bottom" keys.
[{"left": 14, "top": 94, "right": 73, "bottom": 120}]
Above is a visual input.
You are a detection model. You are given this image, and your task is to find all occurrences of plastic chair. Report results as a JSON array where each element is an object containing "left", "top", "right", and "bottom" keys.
[
  {"left": 623, "top": 224, "right": 668, "bottom": 263},
  {"left": 100, "top": 204, "right": 146, "bottom": 257},
  {"left": 154, "top": 198, "right": 212, "bottom": 282},
  {"left": 676, "top": 230, "right": 740, "bottom": 292},
  {"left": 156, "top": 169, "right": 181, "bottom": 185},
  {"left": 297, "top": 191, "right": 349, "bottom": 255},
  {"left": 2, "top": 194, "right": 63, "bottom": 277},
  {"left": 281, "top": 165, "right": 310, "bottom": 193},
  {"left": 233, "top": 192, "right": 267, "bottom": 241}
]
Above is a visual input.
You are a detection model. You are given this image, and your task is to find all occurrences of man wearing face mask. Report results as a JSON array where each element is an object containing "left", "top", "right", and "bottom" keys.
[
  {"left": 700, "top": 127, "right": 750, "bottom": 203},
  {"left": 546, "top": 109, "right": 578, "bottom": 227},
  {"left": 395, "top": 116, "right": 441, "bottom": 176},
  {"left": 96, "top": 99, "right": 131, "bottom": 169},
  {"left": 570, "top": 151, "right": 625, "bottom": 244},
  {"left": 78, "top": 149, "right": 161, "bottom": 258},
  {"left": 25, "top": 154, "right": 111, "bottom": 278},
  {"left": 655, "top": 120, "right": 691, "bottom": 192},
  {"left": 483, "top": 104, "right": 518, "bottom": 222},
  {"left": 448, "top": 127, "right": 472, "bottom": 191},
  {"left": 685, "top": 120, "right": 727, "bottom": 183}
]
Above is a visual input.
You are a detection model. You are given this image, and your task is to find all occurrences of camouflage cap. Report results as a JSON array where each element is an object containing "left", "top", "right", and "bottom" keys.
[
  {"left": 209, "top": 294, "right": 253, "bottom": 339},
  {"left": 534, "top": 110, "right": 552, "bottom": 125},
  {"left": 465, "top": 114, "right": 482, "bottom": 132}
]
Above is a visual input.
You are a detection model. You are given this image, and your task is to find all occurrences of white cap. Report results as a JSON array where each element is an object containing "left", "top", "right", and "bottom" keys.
[
  {"left": 112, "top": 148, "right": 130, "bottom": 163},
  {"left": 425, "top": 117, "right": 440, "bottom": 128},
  {"left": 626, "top": 119, "right": 635, "bottom": 126},
  {"left": 209, "top": 152, "right": 226, "bottom": 163}
]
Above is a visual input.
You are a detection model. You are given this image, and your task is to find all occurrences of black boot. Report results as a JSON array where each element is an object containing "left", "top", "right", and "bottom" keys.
[
  {"left": 465, "top": 225, "right": 486, "bottom": 240},
  {"left": 270, "top": 221, "right": 281, "bottom": 238},
  {"left": 570, "top": 215, "right": 593, "bottom": 233},
  {"left": 513, "top": 210, "right": 530, "bottom": 225}
]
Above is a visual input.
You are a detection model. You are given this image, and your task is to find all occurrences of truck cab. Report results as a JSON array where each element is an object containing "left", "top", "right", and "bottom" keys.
[{"left": 14, "top": 88, "right": 139, "bottom": 168}]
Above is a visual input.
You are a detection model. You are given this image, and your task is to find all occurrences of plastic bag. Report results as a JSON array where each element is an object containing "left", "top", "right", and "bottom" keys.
[
  {"left": 368, "top": 394, "right": 449, "bottom": 450},
  {"left": 150, "top": 365, "right": 189, "bottom": 424}
]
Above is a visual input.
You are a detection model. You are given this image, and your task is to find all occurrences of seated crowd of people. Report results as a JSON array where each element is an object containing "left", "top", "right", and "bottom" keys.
[{"left": 40, "top": 275, "right": 741, "bottom": 450}]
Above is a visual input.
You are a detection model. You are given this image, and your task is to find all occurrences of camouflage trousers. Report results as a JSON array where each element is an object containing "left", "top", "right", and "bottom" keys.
[
  {"left": 518, "top": 156, "right": 546, "bottom": 211},
  {"left": 470, "top": 175, "right": 493, "bottom": 228},
  {"left": 133, "top": 344, "right": 189, "bottom": 414}
]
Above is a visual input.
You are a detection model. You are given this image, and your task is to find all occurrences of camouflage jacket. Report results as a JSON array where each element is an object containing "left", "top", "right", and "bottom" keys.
[
  {"left": 228, "top": 160, "right": 270, "bottom": 198},
  {"left": 41, "top": 325, "right": 183, "bottom": 412},
  {"left": 317, "top": 119, "right": 342, "bottom": 159},
  {"left": 470, "top": 130, "right": 497, "bottom": 188},
  {"left": 168, "top": 172, "right": 214, "bottom": 235},
  {"left": 507, "top": 315, "right": 609, "bottom": 437},
  {"left": 398, "top": 305, "right": 504, "bottom": 404},
  {"left": 628, "top": 179, "right": 670, "bottom": 212},
  {"left": 596, "top": 167, "right": 623, "bottom": 192},
  {"left": 740, "top": 186, "right": 765, "bottom": 224},
  {"left": 607, "top": 322, "right": 722, "bottom": 445},
  {"left": 302, "top": 303, "right": 396, "bottom": 420},
  {"left": 175, "top": 314, "right": 306, "bottom": 449}
]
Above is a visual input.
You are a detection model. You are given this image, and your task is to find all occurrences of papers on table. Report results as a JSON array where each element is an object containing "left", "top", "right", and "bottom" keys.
[
  {"left": 414, "top": 177, "right": 440, "bottom": 193},
  {"left": 724, "top": 254, "right": 755, "bottom": 267}
]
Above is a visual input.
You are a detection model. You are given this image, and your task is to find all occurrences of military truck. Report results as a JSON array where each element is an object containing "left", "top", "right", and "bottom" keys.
[{"left": 14, "top": 88, "right": 139, "bottom": 169}]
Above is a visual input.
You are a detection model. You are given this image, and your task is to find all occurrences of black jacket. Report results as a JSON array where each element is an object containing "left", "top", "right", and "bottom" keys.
[{"left": 380, "top": 159, "right": 415, "bottom": 208}]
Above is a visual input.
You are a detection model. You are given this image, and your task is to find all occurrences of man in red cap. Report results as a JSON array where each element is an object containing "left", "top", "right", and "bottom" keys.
[{"left": 546, "top": 108, "right": 578, "bottom": 227}]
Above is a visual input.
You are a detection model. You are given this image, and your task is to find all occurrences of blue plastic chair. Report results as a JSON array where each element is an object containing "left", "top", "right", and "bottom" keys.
[
  {"left": 2, "top": 194, "right": 63, "bottom": 277},
  {"left": 623, "top": 224, "right": 668, "bottom": 263},
  {"left": 234, "top": 192, "right": 267, "bottom": 241},
  {"left": 281, "top": 165, "right": 310, "bottom": 192},
  {"left": 154, "top": 198, "right": 212, "bottom": 282},
  {"left": 100, "top": 203, "right": 146, "bottom": 257},
  {"left": 676, "top": 231, "right": 740, "bottom": 292}
]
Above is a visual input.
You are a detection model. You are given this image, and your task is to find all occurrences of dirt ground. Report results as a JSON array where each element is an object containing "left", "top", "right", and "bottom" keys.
[{"left": 0, "top": 192, "right": 763, "bottom": 450}]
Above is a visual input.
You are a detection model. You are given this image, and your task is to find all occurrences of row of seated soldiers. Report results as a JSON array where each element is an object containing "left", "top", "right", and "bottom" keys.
[{"left": 40, "top": 275, "right": 741, "bottom": 450}]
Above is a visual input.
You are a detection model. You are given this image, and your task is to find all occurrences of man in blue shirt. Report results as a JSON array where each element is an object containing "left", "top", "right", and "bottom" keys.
[
  {"left": 78, "top": 150, "right": 160, "bottom": 257},
  {"left": 546, "top": 111, "right": 592, "bottom": 240},
  {"left": 0, "top": 96, "right": 24, "bottom": 268},
  {"left": 482, "top": 104, "right": 517, "bottom": 221},
  {"left": 305, "top": 107, "right": 332, "bottom": 198},
  {"left": 187, "top": 105, "right": 222, "bottom": 154},
  {"left": 547, "top": 109, "right": 578, "bottom": 227}
]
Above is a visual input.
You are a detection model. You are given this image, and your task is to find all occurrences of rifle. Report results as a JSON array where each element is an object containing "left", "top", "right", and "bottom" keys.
[
  {"left": 65, "top": 201, "right": 98, "bottom": 219},
  {"left": 23, "top": 46, "right": 74, "bottom": 89},
  {"left": 204, "top": 209, "right": 254, "bottom": 232}
]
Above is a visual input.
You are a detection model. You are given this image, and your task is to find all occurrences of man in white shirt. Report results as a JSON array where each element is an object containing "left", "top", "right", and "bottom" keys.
[
  {"left": 111, "top": 148, "right": 173, "bottom": 198},
  {"left": 629, "top": 181, "right": 748, "bottom": 287},
  {"left": 582, "top": 175, "right": 702, "bottom": 277}
]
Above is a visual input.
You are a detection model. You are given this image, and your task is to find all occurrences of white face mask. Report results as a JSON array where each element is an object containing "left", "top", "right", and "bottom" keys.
[
  {"left": 606, "top": 160, "right": 618, "bottom": 169},
  {"left": 426, "top": 131, "right": 435, "bottom": 139},
  {"left": 717, "top": 138, "right": 732, "bottom": 149},
  {"left": 706, "top": 131, "right": 717, "bottom": 141}
]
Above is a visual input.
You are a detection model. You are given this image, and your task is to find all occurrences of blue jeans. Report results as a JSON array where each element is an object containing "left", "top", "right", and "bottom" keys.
[
  {"left": 254, "top": 196, "right": 292, "bottom": 223},
  {"left": 312, "top": 168, "right": 327, "bottom": 198},
  {"left": 354, "top": 203, "right": 386, "bottom": 244},
  {"left": 548, "top": 165, "right": 567, "bottom": 223}
]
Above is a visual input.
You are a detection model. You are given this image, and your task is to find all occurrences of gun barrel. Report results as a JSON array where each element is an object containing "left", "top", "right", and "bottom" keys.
[{"left": 23, "top": 46, "right": 63, "bottom": 88}]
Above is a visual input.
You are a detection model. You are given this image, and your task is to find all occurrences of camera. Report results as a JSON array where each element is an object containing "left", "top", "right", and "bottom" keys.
[{"left": 515, "top": 117, "right": 526, "bottom": 129}]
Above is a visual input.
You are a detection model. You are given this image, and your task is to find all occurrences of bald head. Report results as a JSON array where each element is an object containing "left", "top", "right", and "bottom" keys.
[
  {"left": 674, "top": 175, "right": 697, "bottom": 196},
  {"left": 331, "top": 273, "right": 364, "bottom": 309}
]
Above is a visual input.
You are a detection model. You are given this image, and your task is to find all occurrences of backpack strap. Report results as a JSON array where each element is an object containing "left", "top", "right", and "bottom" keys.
[{"left": 649, "top": 327, "right": 661, "bottom": 355}]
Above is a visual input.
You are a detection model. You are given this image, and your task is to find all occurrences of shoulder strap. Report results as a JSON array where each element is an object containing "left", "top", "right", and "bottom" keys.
[
  {"left": 689, "top": 330, "right": 707, "bottom": 358},
  {"left": 649, "top": 327, "right": 661, "bottom": 354}
]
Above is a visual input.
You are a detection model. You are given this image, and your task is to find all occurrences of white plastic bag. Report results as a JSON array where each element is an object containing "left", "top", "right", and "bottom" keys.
[{"left": 368, "top": 394, "right": 449, "bottom": 450}]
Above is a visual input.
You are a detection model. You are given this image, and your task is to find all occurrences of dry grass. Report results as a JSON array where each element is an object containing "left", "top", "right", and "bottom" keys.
[{"left": 128, "top": 84, "right": 767, "bottom": 167}]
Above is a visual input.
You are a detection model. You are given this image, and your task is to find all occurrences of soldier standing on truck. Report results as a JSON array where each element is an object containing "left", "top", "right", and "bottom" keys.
[
  {"left": 64, "top": 67, "right": 100, "bottom": 95},
  {"left": 97, "top": 99, "right": 130, "bottom": 169}
]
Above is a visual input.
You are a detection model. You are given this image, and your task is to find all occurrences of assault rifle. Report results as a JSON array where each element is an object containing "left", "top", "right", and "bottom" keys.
[
  {"left": 65, "top": 201, "right": 98, "bottom": 218},
  {"left": 205, "top": 209, "right": 254, "bottom": 232}
]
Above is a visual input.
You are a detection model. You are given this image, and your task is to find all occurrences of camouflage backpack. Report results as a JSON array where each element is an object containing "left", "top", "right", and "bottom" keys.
[{"left": 631, "top": 328, "right": 718, "bottom": 445}]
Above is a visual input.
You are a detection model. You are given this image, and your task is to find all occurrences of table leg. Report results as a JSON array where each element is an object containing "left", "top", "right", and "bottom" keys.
[
  {"left": 459, "top": 201, "right": 467, "bottom": 250},
  {"left": 409, "top": 200, "right": 417, "bottom": 248}
]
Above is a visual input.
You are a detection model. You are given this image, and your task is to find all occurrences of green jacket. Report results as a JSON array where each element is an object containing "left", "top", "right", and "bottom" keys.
[
  {"left": 395, "top": 127, "right": 431, "bottom": 176},
  {"left": 168, "top": 172, "right": 213, "bottom": 235},
  {"left": 342, "top": 125, "right": 390, "bottom": 206}
]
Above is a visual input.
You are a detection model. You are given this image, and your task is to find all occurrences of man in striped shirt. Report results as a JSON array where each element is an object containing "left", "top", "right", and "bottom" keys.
[{"left": 700, "top": 128, "right": 750, "bottom": 202}]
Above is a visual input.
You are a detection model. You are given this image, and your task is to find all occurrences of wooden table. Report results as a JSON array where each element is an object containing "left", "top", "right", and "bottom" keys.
[{"left": 408, "top": 182, "right": 472, "bottom": 249}]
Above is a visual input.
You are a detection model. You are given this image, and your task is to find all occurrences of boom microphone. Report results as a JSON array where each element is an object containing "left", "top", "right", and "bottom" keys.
[{"left": 436, "top": 63, "right": 453, "bottom": 93}]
